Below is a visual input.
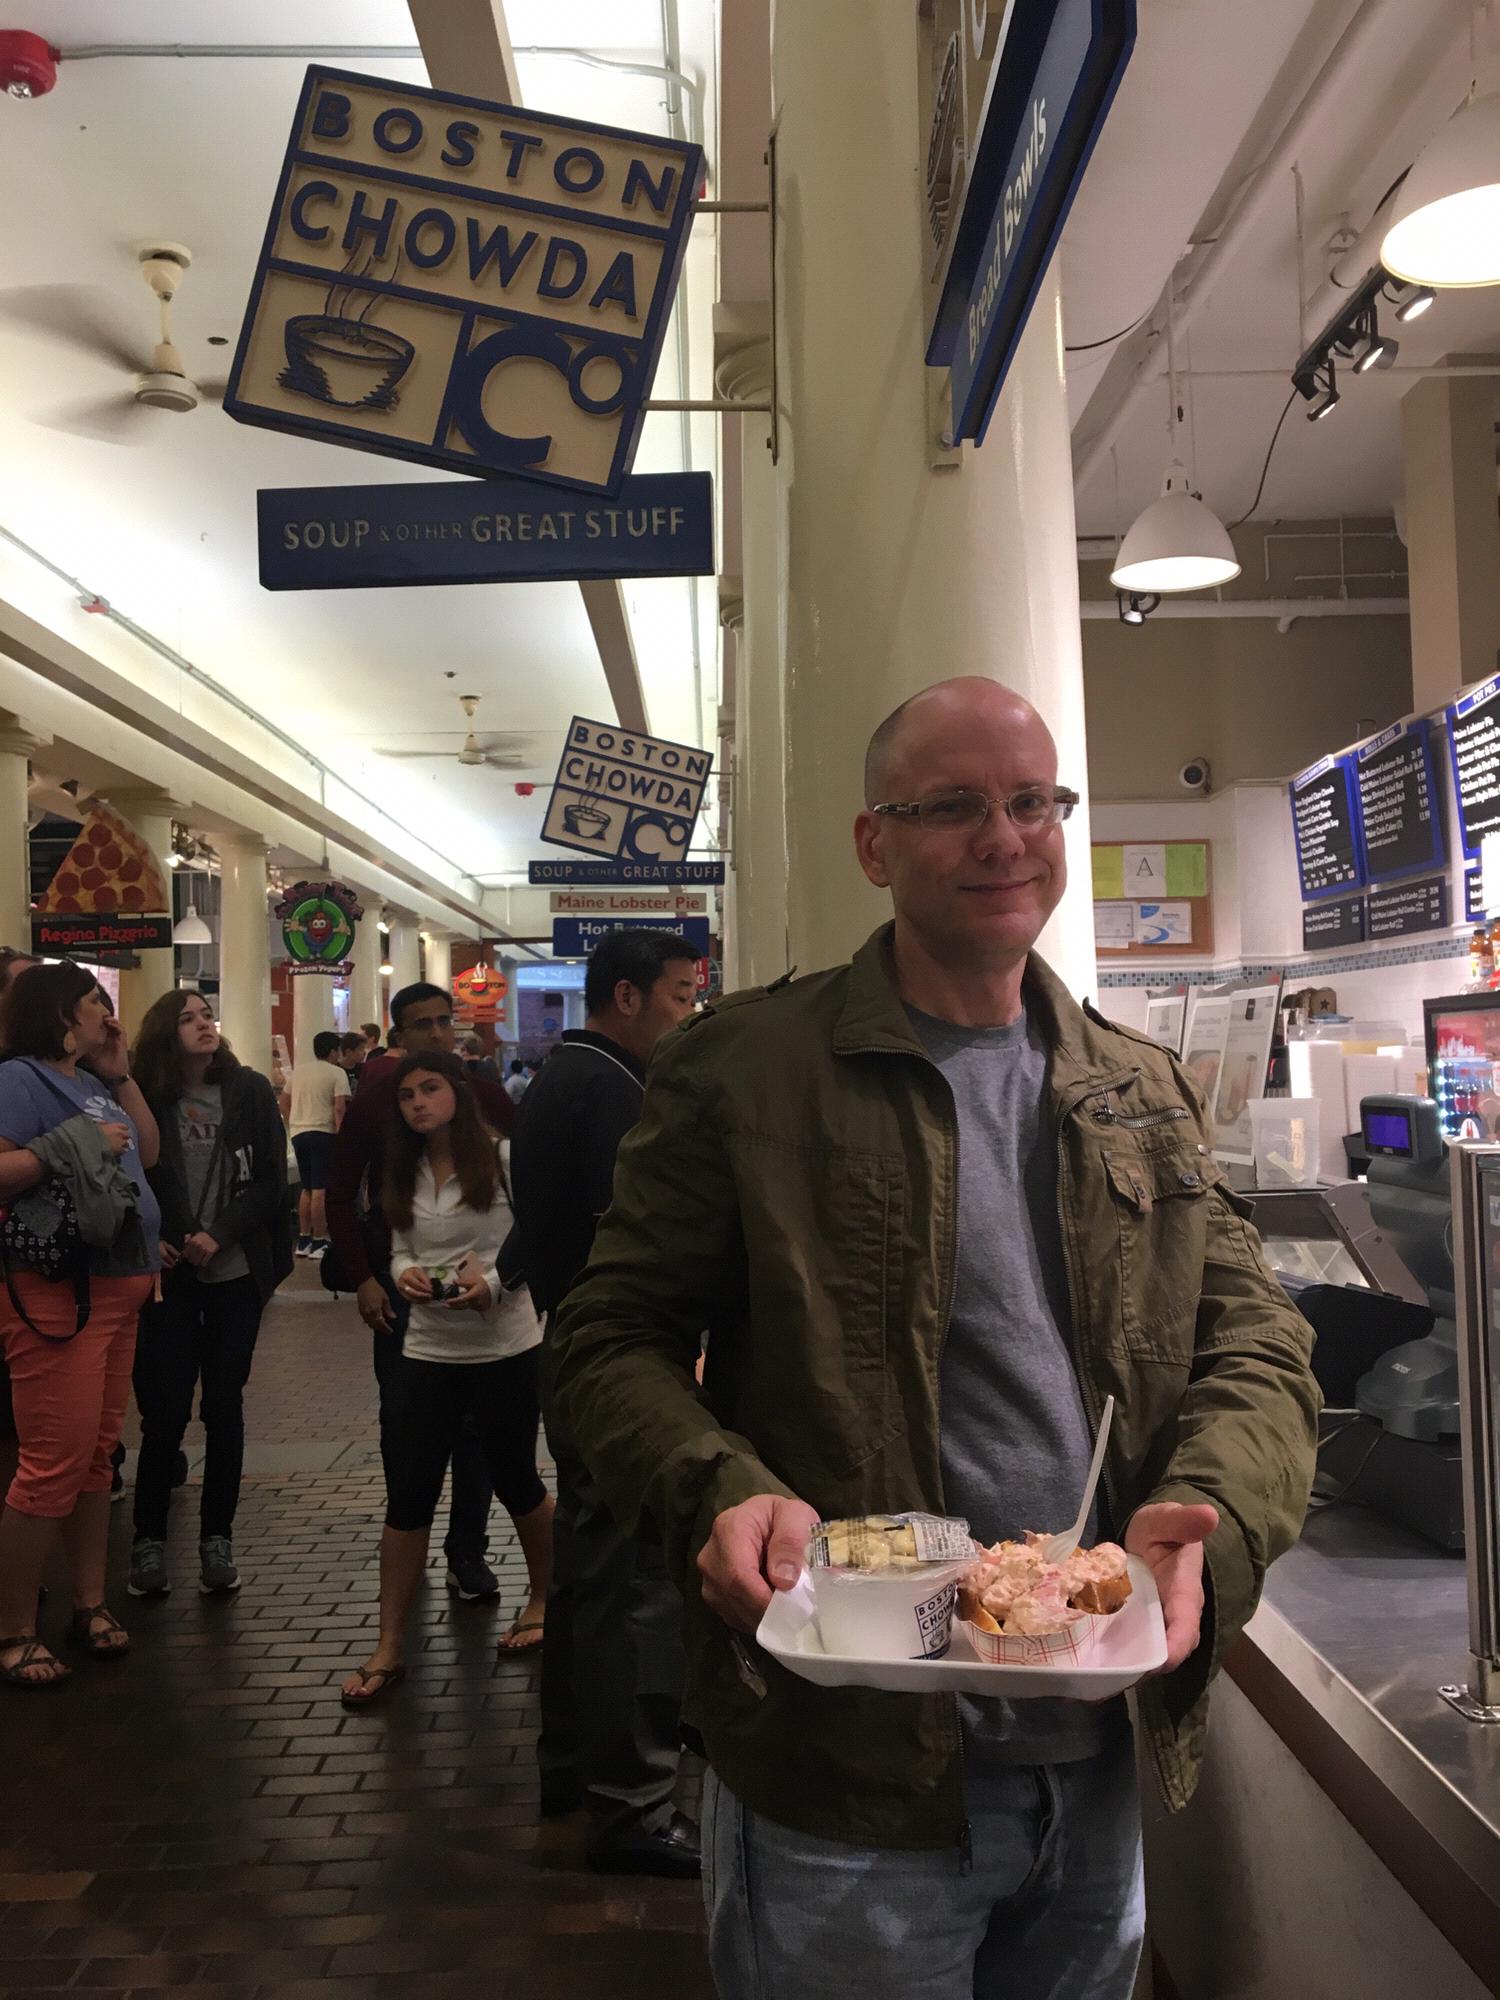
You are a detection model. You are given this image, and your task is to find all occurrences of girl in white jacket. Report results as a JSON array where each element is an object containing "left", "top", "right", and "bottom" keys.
[{"left": 342, "top": 1052, "right": 552, "bottom": 1707}]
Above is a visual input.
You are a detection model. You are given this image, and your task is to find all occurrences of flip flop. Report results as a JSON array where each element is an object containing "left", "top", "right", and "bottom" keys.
[
  {"left": 67, "top": 1604, "right": 129, "bottom": 1659},
  {"left": 341, "top": 1663, "right": 407, "bottom": 1708},
  {"left": 497, "top": 1617, "right": 545, "bottom": 1653},
  {"left": 0, "top": 1635, "right": 72, "bottom": 1688}
]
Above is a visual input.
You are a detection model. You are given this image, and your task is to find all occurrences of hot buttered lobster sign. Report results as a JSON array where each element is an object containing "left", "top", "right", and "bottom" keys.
[
  {"left": 225, "top": 66, "right": 703, "bottom": 496},
  {"left": 276, "top": 880, "right": 364, "bottom": 976}
]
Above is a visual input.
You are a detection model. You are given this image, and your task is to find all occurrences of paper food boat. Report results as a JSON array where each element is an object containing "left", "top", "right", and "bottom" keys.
[{"left": 961, "top": 1608, "right": 1103, "bottom": 1667}]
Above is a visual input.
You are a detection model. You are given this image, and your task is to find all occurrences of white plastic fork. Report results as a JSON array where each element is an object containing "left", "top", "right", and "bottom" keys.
[{"left": 1040, "top": 1393, "right": 1115, "bottom": 1566}]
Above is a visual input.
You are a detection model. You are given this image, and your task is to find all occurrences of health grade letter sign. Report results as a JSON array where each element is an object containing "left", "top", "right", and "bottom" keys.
[
  {"left": 225, "top": 67, "right": 703, "bottom": 494},
  {"left": 543, "top": 716, "right": 712, "bottom": 865}
]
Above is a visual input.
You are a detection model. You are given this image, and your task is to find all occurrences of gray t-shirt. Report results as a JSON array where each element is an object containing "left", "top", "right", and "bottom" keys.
[
  {"left": 177, "top": 1083, "right": 250, "bottom": 1285},
  {"left": 908, "top": 1004, "right": 1124, "bottom": 1768}
]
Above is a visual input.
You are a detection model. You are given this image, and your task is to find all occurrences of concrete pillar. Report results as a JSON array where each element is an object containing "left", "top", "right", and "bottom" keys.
[
  {"left": 108, "top": 789, "right": 179, "bottom": 1033},
  {"left": 0, "top": 715, "right": 44, "bottom": 951},
  {"left": 715, "top": 304, "right": 788, "bottom": 987},
  {"left": 1402, "top": 375, "right": 1500, "bottom": 711},
  {"left": 217, "top": 831, "right": 272, "bottom": 1076},
  {"left": 291, "top": 969, "right": 336, "bottom": 1063},
  {"left": 768, "top": 0, "right": 1096, "bottom": 995},
  {"left": 388, "top": 919, "right": 421, "bottom": 999},
  {"left": 423, "top": 931, "right": 453, "bottom": 995},
  {"left": 347, "top": 903, "right": 384, "bottom": 1040}
]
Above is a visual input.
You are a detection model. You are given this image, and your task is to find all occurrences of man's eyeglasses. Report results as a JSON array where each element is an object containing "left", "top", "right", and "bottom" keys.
[{"left": 870, "top": 786, "right": 1079, "bottom": 832}]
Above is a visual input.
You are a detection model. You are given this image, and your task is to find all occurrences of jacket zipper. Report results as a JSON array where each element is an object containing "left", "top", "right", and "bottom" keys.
[
  {"left": 1092, "top": 1096, "right": 1188, "bottom": 1132},
  {"left": 842, "top": 1039, "right": 970, "bottom": 1862},
  {"left": 1053, "top": 1068, "right": 1140, "bottom": 1535}
]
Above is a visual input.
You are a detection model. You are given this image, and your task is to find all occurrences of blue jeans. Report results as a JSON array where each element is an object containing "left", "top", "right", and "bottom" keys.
[{"left": 702, "top": 1729, "right": 1144, "bottom": 2000}]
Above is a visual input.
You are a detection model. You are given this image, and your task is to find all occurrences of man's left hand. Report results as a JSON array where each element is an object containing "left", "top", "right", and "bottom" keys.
[
  {"left": 1123, "top": 1501, "right": 1219, "bottom": 1673},
  {"left": 181, "top": 1231, "right": 220, "bottom": 1267}
]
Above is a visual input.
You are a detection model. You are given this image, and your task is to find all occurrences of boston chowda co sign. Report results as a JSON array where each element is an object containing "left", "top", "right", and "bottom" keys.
[{"left": 226, "top": 67, "right": 703, "bottom": 494}]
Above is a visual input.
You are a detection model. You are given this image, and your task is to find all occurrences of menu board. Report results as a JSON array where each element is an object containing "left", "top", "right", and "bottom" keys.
[
  {"left": 1289, "top": 753, "right": 1364, "bottom": 899},
  {"left": 1302, "top": 894, "right": 1366, "bottom": 952},
  {"left": 1367, "top": 875, "right": 1448, "bottom": 940},
  {"left": 1448, "top": 671, "right": 1500, "bottom": 858},
  {"left": 1355, "top": 718, "right": 1444, "bottom": 884}
]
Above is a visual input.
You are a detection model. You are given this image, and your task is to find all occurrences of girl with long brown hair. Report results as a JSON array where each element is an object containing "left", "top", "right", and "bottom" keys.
[
  {"left": 342, "top": 1051, "right": 552, "bottom": 1707},
  {"left": 128, "top": 990, "right": 290, "bottom": 1599}
]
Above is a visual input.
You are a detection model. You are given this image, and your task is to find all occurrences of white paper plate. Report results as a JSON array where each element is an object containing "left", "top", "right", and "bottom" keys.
[{"left": 756, "top": 1556, "right": 1165, "bottom": 1700}]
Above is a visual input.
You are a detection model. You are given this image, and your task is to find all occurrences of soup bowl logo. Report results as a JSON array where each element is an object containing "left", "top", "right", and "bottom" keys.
[
  {"left": 279, "top": 256, "right": 414, "bottom": 413},
  {"left": 562, "top": 795, "right": 611, "bottom": 841}
]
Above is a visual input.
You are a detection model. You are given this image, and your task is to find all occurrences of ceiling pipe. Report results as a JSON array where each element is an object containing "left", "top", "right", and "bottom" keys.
[
  {"left": 1073, "top": 0, "right": 1430, "bottom": 495},
  {"left": 1081, "top": 596, "right": 1409, "bottom": 621}
]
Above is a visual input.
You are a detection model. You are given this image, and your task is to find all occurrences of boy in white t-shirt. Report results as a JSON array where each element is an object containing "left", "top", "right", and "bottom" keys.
[{"left": 279, "top": 1030, "right": 350, "bottom": 1258}]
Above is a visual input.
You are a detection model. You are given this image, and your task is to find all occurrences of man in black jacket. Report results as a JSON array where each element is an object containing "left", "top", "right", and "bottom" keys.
[{"left": 510, "top": 928, "right": 699, "bottom": 1874}]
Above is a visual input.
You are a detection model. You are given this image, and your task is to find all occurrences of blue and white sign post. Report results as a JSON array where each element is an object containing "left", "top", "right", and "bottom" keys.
[{"left": 928, "top": 0, "right": 1135, "bottom": 444}]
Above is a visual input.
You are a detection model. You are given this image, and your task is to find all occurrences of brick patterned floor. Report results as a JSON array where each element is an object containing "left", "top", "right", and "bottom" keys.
[{"left": 0, "top": 1267, "right": 713, "bottom": 2000}]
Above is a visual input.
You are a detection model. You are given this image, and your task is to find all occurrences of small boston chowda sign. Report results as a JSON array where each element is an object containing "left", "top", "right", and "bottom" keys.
[
  {"left": 257, "top": 471, "right": 713, "bottom": 590},
  {"left": 226, "top": 66, "right": 703, "bottom": 495}
]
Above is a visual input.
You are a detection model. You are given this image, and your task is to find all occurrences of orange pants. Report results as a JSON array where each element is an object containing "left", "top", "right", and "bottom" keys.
[{"left": 1, "top": 1272, "right": 152, "bottom": 1518}]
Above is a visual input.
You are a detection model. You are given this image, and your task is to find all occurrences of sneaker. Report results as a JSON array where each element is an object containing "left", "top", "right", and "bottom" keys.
[
  {"left": 199, "top": 1536, "right": 242, "bottom": 1595},
  {"left": 128, "top": 1538, "right": 171, "bottom": 1598},
  {"left": 295, "top": 1235, "right": 313, "bottom": 1258},
  {"left": 308, "top": 1239, "right": 328, "bottom": 1261},
  {"left": 445, "top": 1552, "right": 500, "bottom": 1602}
]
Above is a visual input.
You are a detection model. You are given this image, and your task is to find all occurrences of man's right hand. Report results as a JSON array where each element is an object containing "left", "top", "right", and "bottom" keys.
[
  {"left": 356, "top": 1276, "right": 395, "bottom": 1332},
  {"left": 697, "top": 1493, "right": 821, "bottom": 1633}
]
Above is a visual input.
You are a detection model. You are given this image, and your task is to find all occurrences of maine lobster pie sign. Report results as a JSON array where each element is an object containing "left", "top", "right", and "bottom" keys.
[{"left": 225, "top": 66, "right": 703, "bottom": 495}]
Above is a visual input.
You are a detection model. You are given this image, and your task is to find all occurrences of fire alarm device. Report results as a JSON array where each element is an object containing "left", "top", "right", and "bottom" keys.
[{"left": 0, "top": 31, "right": 59, "bottom": 99}]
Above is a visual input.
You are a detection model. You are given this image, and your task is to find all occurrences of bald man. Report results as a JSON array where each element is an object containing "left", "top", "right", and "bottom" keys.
[{"left": 552, "top": 678, "right": 1317, "bottom": 2000}]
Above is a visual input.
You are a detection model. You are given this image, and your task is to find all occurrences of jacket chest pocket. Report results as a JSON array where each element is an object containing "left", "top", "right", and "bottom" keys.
[
  {"left": 731, "top": 1142, "right": 908, "bottom": 1480},
  {"left": 1105, "top": 1147, "right": 1213, "bottom": 1359}
]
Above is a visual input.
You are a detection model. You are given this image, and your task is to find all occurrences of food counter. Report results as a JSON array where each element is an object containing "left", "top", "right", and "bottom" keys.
[
  {"left": 1144, "top": 1507, "right": 1499, "bottom": 2000},
  {"left": 1144, "top": 1143, "right": 1500, "bottom": 2000}
]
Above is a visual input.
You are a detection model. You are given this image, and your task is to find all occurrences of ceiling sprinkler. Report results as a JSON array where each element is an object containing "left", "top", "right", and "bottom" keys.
[{"left": 0, "top": 31, "right": 59, "bottom": 99}]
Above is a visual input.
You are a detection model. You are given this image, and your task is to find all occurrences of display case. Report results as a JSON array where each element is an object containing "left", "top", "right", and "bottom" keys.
[
  {"left": 1425, "top": 990, "right": 1500, "bottom": 1141},
  {"left": 1446, "top": 1142, "right": 1500, "bottom": 1718}
]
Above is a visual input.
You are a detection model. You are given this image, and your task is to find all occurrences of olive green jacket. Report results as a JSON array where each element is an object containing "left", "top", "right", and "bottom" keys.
[{"left": 551, "top": 925, "right": 1319, "bottom": 1849}]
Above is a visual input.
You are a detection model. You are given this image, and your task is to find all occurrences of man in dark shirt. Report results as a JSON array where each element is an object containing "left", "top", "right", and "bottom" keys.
[
  {"left": 327, "top": 981, "right": 515, "bottom": 1601},
  {"left": 510, "top": 929, "right": 699, "bottom": 1874}
]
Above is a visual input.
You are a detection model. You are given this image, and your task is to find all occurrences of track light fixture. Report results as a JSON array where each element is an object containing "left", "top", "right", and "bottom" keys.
[
  {"left": 1292, "top": 262, "right": 1437, "bottom": 420},
  {"left": 1351, "top": 304, "right": 1398, "bottom": 373},
  {"left": 1115, "top": 589, "right": 1160, "bottom": 626},
  {"left": 1385, "top": 278, "right": 1436, "bottom": 322}
]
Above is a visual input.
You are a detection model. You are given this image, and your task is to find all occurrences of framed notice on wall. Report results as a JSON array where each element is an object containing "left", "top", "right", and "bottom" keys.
[{"left": 1090, "top": 842, "right": 1212, "bottom": 955}]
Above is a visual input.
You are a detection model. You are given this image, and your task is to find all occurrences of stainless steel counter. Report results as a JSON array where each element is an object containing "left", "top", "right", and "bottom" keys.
[{"left": 1230, "top": 1504, "right": 1500, "bottom": 1986}]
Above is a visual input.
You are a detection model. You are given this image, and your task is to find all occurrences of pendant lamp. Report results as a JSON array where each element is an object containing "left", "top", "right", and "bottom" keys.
[
  {"left": 1109, "top": 462, "right": 1241, "bottom": 594},
  {"left": 1382, "top": 90, "right": 1500, "bottom": 287},
  {"left": 172, "top": 905, "right": 212, "bottom": 945}
]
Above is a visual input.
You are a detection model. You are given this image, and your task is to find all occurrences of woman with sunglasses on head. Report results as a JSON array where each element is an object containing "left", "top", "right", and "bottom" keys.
[
  {"left": 128, "top": 990, "right": 291, "bottom": 1600},
  {"left": 342, "top": 1050, "right": 552, "bottom": 1707},
  {"left": 0, "top": 965, "right": 160, "bottom": 1687}
]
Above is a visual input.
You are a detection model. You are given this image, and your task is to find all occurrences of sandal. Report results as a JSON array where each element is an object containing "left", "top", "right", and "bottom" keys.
[
  {"left": 497, "top": 1616, "right": 545, "bottom": 1652},
  {"left": 341, "top": 1663, "right": 406, "bottom": 1709},
  {"left": 67, "top": 1603, "right": 130, "bottom": 1659},
  {"left": 0, "top": 1634, "right": 72, "bottom": 1688}
]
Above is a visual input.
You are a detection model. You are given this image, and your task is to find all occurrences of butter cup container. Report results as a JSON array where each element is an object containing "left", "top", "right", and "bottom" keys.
[
  {"left": 809, "top": 1565, "right": 967, "bottom": 1661},
  {"left": 962, "top": 1609, "right": 1101, "bottom": 1667}
]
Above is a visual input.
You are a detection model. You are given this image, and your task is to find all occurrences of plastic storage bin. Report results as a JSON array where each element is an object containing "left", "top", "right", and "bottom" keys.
[{"left": 1249, "top": 1098, "right": 1321, "bottom": 1188}]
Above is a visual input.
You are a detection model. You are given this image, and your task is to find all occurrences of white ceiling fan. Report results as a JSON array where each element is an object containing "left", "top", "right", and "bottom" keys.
[
  {"left": 2, "top": 242, "right": 226, "bottom": 443},
  {"left": 373, "top": 696, "right": 546, "bottom": 771}
]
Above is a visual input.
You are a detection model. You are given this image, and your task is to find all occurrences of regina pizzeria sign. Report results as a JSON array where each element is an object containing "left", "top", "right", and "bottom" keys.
[{"left": 225, "top": 67, "right": 703, "bottom": 495}]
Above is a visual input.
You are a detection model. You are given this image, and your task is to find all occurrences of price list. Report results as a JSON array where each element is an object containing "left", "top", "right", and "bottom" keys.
[
  {"left": 1355, "top": 720, "right": 1443, "bottom": 883},
  {"left": 1367, "top": 875, "right": 1448, "bottom": 940},
  {"left": 1449, "top": 671, "right": 1500, "bottom": 855},
  {"left": 1301, "top": 895, "right": 1366, "bottom": 952},
  {"left": 1290, "top": 754, "right": 1363, "bottom": 898}
]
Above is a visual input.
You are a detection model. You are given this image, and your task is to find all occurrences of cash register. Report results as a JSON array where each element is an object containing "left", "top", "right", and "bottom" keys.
[{"left": 1244, "top": 1093, "right": 1465, "bottom": 1550}]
